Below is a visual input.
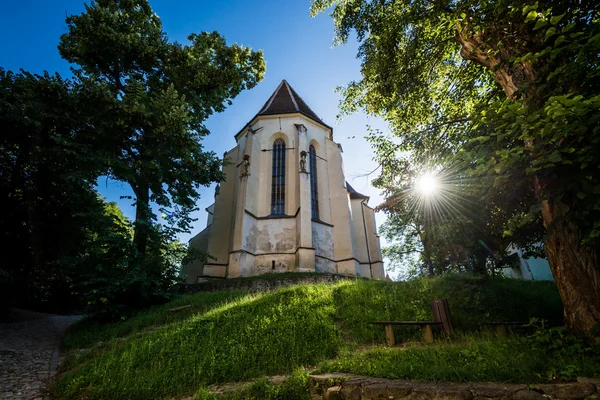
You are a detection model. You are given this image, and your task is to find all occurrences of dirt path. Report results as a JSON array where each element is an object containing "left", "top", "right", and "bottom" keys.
[{"left": 0, "top": 310, "right": 82, "bottom": 399}]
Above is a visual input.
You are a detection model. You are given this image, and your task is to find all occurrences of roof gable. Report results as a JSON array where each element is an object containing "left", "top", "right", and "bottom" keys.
[
  {"left": 258, "top": 80, "right": 326, "bottom": 125},
  {"left": 235, "top": 79, "right": 332, "bottom": 139}
]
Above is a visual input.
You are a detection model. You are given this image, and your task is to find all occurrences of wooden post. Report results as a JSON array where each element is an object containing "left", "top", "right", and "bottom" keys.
[
  {"left": 422, "top": 324, "right": 434, "bottom": 343},
  {"left": 432, "top": 299, "right": 454, "bottom": 335},
  {"left": 384, "top": 324, "right": 395, "bottom": 346},
  {"left": 495, "top": 324, "right": 507, "bottom": 337}
]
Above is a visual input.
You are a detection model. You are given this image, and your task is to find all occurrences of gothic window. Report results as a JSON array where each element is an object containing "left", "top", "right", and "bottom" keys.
[
  {"left": 309, "top": 144, "right": 319, "bottom": 220},
  {"left": 271, "top": 138, "right": 286, "bottom": 214}
]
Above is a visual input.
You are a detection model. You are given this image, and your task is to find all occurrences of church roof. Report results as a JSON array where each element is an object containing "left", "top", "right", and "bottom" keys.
[
  {"left": 235, "top": 80, "right": 332, "bottom": 139},
  {"left": 258, "top": 80, "right": 326, "bottom": 124},
  {"left": 346, "top": 182, "right": 369, "bottom": 200}
]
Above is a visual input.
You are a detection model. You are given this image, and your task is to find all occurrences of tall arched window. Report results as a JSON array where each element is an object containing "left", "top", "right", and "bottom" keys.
[
  {"left": 309, "top": 144, "right": 319, "bottom": 220},
  {"left": 271, "top": 139, "right": 286, "bottom": 214}
]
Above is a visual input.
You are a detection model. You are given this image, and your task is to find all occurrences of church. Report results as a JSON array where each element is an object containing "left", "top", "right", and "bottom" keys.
[{"left": 182, "top": 80, "right": 384, "bottom": 282}]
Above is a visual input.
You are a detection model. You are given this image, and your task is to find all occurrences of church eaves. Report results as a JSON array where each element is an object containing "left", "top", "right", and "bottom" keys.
[
  {"left": 346, "top": 182, "right": 369, "bottom": 200},
  {"left": 235, "top": 79, "right": 332, "bottom": 139}
]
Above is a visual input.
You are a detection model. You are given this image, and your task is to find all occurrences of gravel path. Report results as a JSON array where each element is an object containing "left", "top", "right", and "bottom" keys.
[{"left": 0, "top": 311, "right": 82, "bottom": 400}]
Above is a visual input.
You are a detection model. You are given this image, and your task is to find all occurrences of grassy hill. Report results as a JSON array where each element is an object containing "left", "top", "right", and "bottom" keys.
[{"left": 54, "top": 275, "right": 598, "bottom": 400}]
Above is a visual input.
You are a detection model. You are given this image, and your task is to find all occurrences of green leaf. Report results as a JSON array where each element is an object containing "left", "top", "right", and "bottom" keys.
[
  {"left": 525, "top": 10, "right": 539, "bottom": 23},
  {"left": 534, "top": 18, "right": 548, "bottom": 30},
  {"left": 545, "top": 27, "right": 557, "bottom": 41},
  {"left": 522, "top": 2, "right": 539, "bottom": 15},
  {"left": 548, "top": 150, "right": 562, "bottom": 163},
  {"left": 550, "top": 14, "right": 564, "bottom": 25},
  {"left": 554, "top": 35, "right": 566, "bottom": 46}
]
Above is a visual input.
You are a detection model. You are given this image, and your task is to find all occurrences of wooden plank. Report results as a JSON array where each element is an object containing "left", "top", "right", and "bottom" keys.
[
  {"left": 495, "top": 324, "right": 507, "bottom": 337},
  {"left": 384, "top": 324, "right": 395, "bottom": 346},
  {"left": 368, "top": 321, "right": 441, "bottom": 325},
  {"left": 422, "top": 324, "right": 434, "bottom": 343},
  {"left": 432, "top": 299, "right": 453, "bottom": 335}
]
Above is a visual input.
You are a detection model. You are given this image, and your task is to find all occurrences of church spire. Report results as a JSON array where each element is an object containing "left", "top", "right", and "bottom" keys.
[{"left": 257, "top": 79, "right": 328, "bottom": 127}]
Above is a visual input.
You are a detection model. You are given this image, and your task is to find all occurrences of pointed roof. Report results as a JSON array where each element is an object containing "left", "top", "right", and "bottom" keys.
[
  {"left": 235, "top": 79, "right": 332, "bottom": 139},
  {"left": 346, "top": 182, "right": 369, "bottom": 200},
  {"left": 258, "top": 80, "right": 325, "bottom": 124}
]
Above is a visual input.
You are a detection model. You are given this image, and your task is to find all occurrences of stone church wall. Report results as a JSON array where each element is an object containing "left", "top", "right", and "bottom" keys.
[
  {"left": 242, "top": 212, "right": 296, "bottom": 254},
  {"left": 312, "top": 221, "right": 336, "bottom": 273}
]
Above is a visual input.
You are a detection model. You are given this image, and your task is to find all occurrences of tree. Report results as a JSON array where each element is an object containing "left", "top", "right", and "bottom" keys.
[
  {"left": 376, "top": 154, "right": 543, "bottom": 278},
  {"left": 311, "top": 0, "right": 600, "bottom": 335},
  {"left": 58, "top": 0, "right": 266, "bottom": 260},
  {"left": 0, "top": 68, "right": 106, "bottom": 312}
]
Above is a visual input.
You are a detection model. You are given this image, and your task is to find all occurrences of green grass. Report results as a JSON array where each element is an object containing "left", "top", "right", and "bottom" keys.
[
  {"left": 318, "top": 333, "right": 600, "bottom": 383},
  {"left": 62, "top": 290, "right": 247, "bottom": 350},
  {"left": 54, "top": 276, "right": 589, "bottom": 400}
]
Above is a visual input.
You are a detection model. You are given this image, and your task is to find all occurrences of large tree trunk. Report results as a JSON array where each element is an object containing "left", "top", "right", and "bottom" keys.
[
  {"left": 133, "top": 183, "right": 150, "bottom": 260},
  {"left": 455, "top": 25, "right": 600, "bottom": 336},
  {"left": 541, "top": 201, "right": 600, "bottom": 335}
]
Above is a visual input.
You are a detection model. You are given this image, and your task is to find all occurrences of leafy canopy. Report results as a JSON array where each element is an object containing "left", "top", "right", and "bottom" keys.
[{"left": 58, "top": 0, "right": 266, "bottom": 256}]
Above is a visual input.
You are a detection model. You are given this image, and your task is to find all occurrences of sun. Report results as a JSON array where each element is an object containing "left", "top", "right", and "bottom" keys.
[{"left": 415, "top": 172, "right": 439, "bottom": 196}]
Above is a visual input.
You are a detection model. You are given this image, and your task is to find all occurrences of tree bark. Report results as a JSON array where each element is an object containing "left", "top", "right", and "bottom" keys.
[
  {"left": 133, "top": 182, "right": 150, "bottom": 260},
  {"left": 541, "top": 201, "right": 600, "bottom": 335},
  {"left": 455, "top": 23, "right": 600, "bottom": 335}
]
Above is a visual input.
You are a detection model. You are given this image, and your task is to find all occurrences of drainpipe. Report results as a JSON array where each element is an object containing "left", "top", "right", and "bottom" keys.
[{"left": 361, "top": 200, "right": 372, "bottom": 278}]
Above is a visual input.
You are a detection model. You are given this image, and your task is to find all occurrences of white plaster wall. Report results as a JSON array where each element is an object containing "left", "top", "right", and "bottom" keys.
[
  {"left": 242, "top": 213, "right": 297, "bottom": 254},
  {"left": 312, "top": 221, "right": 334, "bottom": 259},
  {"left": 191, "top": 111, "right": 380, "bottom": 279},
  {"left": 182, "top": 225, "right": 212, "bottom": 283},
  {"left": 254, "top": 254, "right": 296, "bottom": 275},
  {"left": 248, "top": 114, "right": 332, "bottom": 218},
  {"left": 205, "top": 146, "right": 237, "bottom": 265},
  {"left": 325, "top": 139, "right": 357, "bottom": 266},
  {"left": 206, "top": 203, "right": 215, "bottom": 226},
  {"left": 350, "top": 199, "right": 369, "bottom": 263}
]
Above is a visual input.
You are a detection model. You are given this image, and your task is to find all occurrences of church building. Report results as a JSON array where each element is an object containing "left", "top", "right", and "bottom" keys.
[{"left": 182, "top": 80, "right": 384, "bottom": 282}]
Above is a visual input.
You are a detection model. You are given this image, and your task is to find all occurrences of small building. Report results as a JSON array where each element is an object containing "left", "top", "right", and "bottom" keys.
[
  {"left": 182, "top": 80, "right": 384, "bottom": 283},
  {"left": 502, "top": 244, "right": 554, "bottom": 281}
]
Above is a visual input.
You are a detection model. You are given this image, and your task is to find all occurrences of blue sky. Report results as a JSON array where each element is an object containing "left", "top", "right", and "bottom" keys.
[{"left": 0, "top": 0, "right": 391, "bottom": 272}]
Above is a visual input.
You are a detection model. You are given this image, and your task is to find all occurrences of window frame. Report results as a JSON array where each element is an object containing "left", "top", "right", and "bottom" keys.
[
  {"left": 271, "top": 138, "right": 286, "bottom": 215},
  {"left": 309, "top": 144, "right": 319, "bottom": 220}
]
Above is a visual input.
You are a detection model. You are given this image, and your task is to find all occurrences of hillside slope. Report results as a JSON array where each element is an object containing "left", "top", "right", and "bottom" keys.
[{"left": 55, "top": 276, "right": 566, "bottom": 399}]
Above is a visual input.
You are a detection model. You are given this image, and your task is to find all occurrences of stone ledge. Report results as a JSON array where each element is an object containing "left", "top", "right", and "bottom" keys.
[
  {"left": 309, "top": 373, "right": 598, "bottom": 400},
  {"left": 179, "top": 273, "right": 358, "bottom": 294}
]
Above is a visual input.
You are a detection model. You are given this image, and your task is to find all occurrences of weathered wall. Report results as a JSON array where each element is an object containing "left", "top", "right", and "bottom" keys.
[
  {"left": 205, "top": 147, "right": 238, "bottom": 265},
  {"left": 326, "top": 139, "right": 358, "bottom": 276},
  {"left": 350, "top": 199, "right": 369, "bottom": 264},
  {"left": 182, "top": 225, "right": 211, "bottom": 283},
  {"left": 349, "top": 196, "right": 385, "bottom": 279},
  {"left": 312, "top": 222, "right": 334, "bottom": 259},
  {"left": 181, "top": 273, "right": 359, "bottom": 294},
  {"left": 309, "top": 374, "right": 600, "bottom": 400},
  {"left": 242, "top": 213, "right": 296, "bottom": 254},
  {"left": 312, "top": 221, "right": 336, "bottom": 273},
  {"left": 187, "top": 107, "right": 385, "bottom": 280}
]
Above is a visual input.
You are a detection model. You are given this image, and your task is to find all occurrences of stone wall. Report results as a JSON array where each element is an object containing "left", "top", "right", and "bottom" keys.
[
  {"left": 179, "top": 273, "right": 359, "bottom": 294},
  {"left": 309, "top": 373, "right": 600, "bottom": 400}
]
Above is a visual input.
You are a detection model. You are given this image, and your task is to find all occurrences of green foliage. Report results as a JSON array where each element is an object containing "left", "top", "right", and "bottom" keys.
[
  {"left": 0, "top": 69, "right": 113, "bottom": 312},
  {"left": 318, "top": 333, "right": 600, "bottom": 383},
  {"left": 55, "top": 277, "right": 567, "bottom": 399},
  {"left": 1, "top": 0, "right": 265, "bottom": 318},
  {"left": 58, "top": 0, "right": 266, "bottom": 259},
  {"left": 241, "top": 370, "right": 310, "bottom": 400},
  {"left": 311, "top": 0, "right": 600, "bottom": 334},
  {"left": 525, "top": 318, "right": 599, "bottom": 381},
  {"left": 55, "top": 284, "right": 340, "bottom": 399}
]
